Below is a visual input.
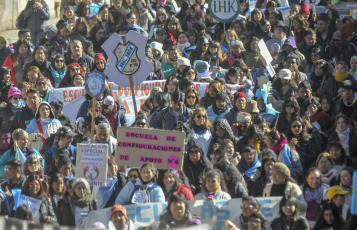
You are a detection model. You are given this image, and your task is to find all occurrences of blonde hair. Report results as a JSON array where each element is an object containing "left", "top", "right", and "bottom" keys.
[
  {"left": 316, "top": 152, "right": 334, "bottom": 167},
  {"left": 221, "top": 29, "right": 238, "bottom": 44},
  {"left": 189, "top": 107, "right": 211, "bottom": 130},
  {"left": 12, "top": 129, "right": 28, "bottom": 141}
]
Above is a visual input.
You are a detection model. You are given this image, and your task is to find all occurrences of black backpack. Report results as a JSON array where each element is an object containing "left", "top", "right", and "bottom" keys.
[{"left": 16, "top": 10, "right": 28, "bottom": 29}]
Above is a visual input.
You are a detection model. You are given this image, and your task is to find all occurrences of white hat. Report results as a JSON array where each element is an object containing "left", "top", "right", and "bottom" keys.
[
  {"left": 177, "top": 57, "right": 191, "bottom": 67},
  {"left": 279, "top": 69, "right": 292, "bottom": 79},
  {"left": 194, "top": 60, "right": 211, "bottom": 80},
  {"left": 103, "top": 96, "right": 115, "bottom": 110},
  {"left": 151, "top": 42, "right": 163, "bottom": 54}
]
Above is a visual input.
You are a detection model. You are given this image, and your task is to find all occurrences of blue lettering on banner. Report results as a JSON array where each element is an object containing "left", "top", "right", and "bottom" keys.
[
  {"left": 126, "top": 206, "right": 135, "bottom": 221},
  {"left": 260, "top": 199, "right": 272, "bottom": 217},
  {"left": 136, "top": 205, "right": 151, "bottom": 222},
  {"left": 201, "top": 202, "right": 214, "bottom": 219},
  {"left": 215, "top": 201, "right": 230, "bottom": 220},
  {"left": 216, "top": 221, "right": 226, "bottom": 230}
]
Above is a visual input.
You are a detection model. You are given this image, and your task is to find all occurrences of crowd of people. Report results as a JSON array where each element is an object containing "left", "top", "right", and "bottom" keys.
[{"left": 0, "top": 0, "right": 357, "bottom": 229}]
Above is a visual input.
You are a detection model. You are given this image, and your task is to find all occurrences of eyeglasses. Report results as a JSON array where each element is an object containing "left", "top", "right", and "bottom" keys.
[
  {"left": 292, "top": 124, "right": 302, "bottom": 129},
  {"left": 55, "top": 59, "right": 64, "bottom": 63},
  {"left": 128, "top": 174, "right": 138, "bottom": 179},
  {"left": 11, "top": 96, "right": 22, "bottom": 100},
  {"left": 37, "top": 82, "right": 46, "bottom": 86},
  {"left": 187, "top": 96, "right": 196, "bottom": 99},
  {"left": 70, "top": 67, "right": 80, "bottom": 72},
  {"left": 241, "top": 204, "right": 254, "bottom": 209},
  {"left": 28, "top": 161, "right": 39, "bottom": 165},
  {"left": 286, "top": 104, "right": 294, "bottom": 108},
  {"left": 196, "top": 114, "right": 206, "bottom": 119}
]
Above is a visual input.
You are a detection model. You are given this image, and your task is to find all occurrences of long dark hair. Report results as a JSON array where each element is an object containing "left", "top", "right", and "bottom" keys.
[
  {"left": 22, "top": 175, "right": 47, "bottom": 198},
  {"left": 314, "top": 200, "right": 344, "bottom": 230},
  {"left": 157, "top": 168, "right": 181, "bottom": 197},
  {"left": 286, "top": 116, "right": 310, "bottom": 141},
  {"left": 278, "top": 195, "right": 299, "bottom": 218},
  {"left": 202, "top": 169, "right": 228, "bottom": 192}
]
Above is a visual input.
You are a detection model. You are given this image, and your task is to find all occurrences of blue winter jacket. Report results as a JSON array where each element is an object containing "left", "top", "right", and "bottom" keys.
[
  {"left": 150, "top": 105, "right": 193, "bottom": 130},
  {"left": 206, "top": 105, "right": 230, "bottom": 125},
  {"left": 23, "top": 1, "right": 50, "bottom": 32},
  {"left": 45, "top": 141, "right": 77, "bottom": 174},
  {"left": 115, "top": 180, "right": 165, "bottom": 205}
]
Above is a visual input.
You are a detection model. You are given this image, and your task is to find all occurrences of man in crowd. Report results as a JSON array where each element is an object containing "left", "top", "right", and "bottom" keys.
[
  {"left": 316, "top": 14, "right": 335, "bottom": 49},
  {"left": 93, "top": 123, "right": 117, "bottom": 155},
  {"left": 65, "top": 40, "right": 94, "bottom": 70}
]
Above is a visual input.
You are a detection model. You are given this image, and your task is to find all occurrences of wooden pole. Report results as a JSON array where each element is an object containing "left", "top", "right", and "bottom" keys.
[
  {"left": 129, "top": 75, "right": 138, "bottom": 118},
  {"left": 90, "top": 98, "right": 96, "bottom": 143}
]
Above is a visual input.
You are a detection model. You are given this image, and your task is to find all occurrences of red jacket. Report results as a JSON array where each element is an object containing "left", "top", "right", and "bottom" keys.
[{"left": 176, "top": 183, "right": 194, "bottom": 201}]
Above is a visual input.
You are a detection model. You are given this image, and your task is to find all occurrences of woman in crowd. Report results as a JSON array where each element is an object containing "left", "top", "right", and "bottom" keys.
[
  {"left": 115, "top": 163, "right": 165, "bottom": 204},
  {"left": 0, "top": 129, "right": 42, "bottom": 177},
  {"left": 21, "top": 175, "right": 57, "bottom": 224},
  {"left": 72, "top": 17, "right": 91, "bottom": 39},
  {"left": 313, "top": 200, "right": 345, "bottom": 230},
  {"left": 3, "top": 40, "right": 32, "bottom": 85},
  {"left": 58, "top": 63, "right": 85, "bottom": 88},
  {"left": 243, "top": 36, "right": 264, "bottom": 69},
  {"left": 286, "top": 116, "right": 322, "bottom": 174},
  {"left": 211, "top": 139, "right": 240, "bottom": 166},
  {"left": 184, "top": 89, "right": 199, "bottom": 110},
  {"left": 266, "top": 129, "right": 303, "bottom": 179},
  {"left": 56, "top": 5, "right": 76, "bottom": 28},
  {"left": 163, "top": 76, "right": 179, "bottom": 96},
  {"left": 271, "top": 195, "right": 307, "bottom": 230},
  {"left": 60, "top": 178, "right": 98, "bottom": 228},
  {"left": 48, "top": 54, "right": 66, "bottom": 88},
  {"left": 0, "top": 67, "right": 14, "bottom": 104},
  {"left": 186, "top": 4, "right": 203, "bottom": 31},
  {"left": 177, "top": 32, "right": 196, "bottom": 57},
  {"left": 89, "top": 24, "right": 107, "bottom": 54},
  {"left": 302, "top": 167, "right": 329, "bottom": 226},
  {"left": 328, "top": 114, "right": 357, "bottom": 160},
  {"left": 158, "top": 193, "right": 201, "bottom": 229},
  {"left": 291, "top": 15, "right": 308, "bottom": 44},
  {"left": 200, "top": 80, "right": 224, "bottom": 109},
  {"left": 189, "top": 36, "right": 208, "bottom": 64},
  {"left": 270, "top": 97, "right": 300, "bottom": 134},
  {"left": 229, "top": 20, "right": 245, "bottom": 37},
  {"left": 24, "top": 66, "right": 45, "bottom": 89},
  {"left": 236, "top": 124, "right": 266, "bottom": 155},
  {"left": 238, "top": 145, "right": 261, "bottom": 194},
  {"left": 194, "top": 169, "right": 231, "bottom": 200},
  {"left": 202, "top": 41, "right": 226, "bottom": 70},
  {"left": 183, "top": 144, "right": 212, "bottom": 195},
  {"left": 35, "top": 77, "right": 51, "bottom": 102},
  {"left": 71, "top": 73, "right": 85, "bottom": 87},
  {"left": 316, "top": 153, "right": 339, "bottom": 186},
  {"left": 149, "top": 7, "right": 167, "bottom": 39},
  {"left": 251, "top": 151, "right": 276, "bottom": 197},
  {"left": 23, "top": 154, "right": 45, "bottom": 179},
  {"left": 206, "top": 92, "right": 230, "bottom": 125},
  {"left": 189, "top": 107, "right": 212, "bottom": 155},
  {"left": 340, "top": 167, "right": 353, "bottom": 210},
  {"left": 220, "top": 29, "right": 238, "bottom": 55},
  {"left": 148, "top": 92, "right": 170, "bottom": 123},
  {"left": 48, "top": 173, "right": 65, "bottom": 220},
  {"left": 263, "top": 163, "right": 307, "bottom": 213},
  {"left": 215, "top": 161, "right": 248, "bottom": 198},
  {"left": 309, "top": 60, "right": 332, "bottom": 97},
  {"left": 157, "top": 168, "right": 194, "bottom": 201},
  {"left": 26, "top": 101, "right": 62, "bottom": 150},
  {"left": 75, "top": 2, "right": 91, "bottom": 19}
]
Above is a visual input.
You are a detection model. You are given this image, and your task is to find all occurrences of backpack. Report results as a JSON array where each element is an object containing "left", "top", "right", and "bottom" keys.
[
  {"left": 16, "top": 10, "right": 28, "bottom": 29},
  {"left": 128, "top": 181, "right": 158, "bottom": 204}
]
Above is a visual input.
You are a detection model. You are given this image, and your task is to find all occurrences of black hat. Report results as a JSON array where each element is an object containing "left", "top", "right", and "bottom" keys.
[
  {"left": 165, "top": 5, "right": 176, "bottom": 14},
  {"left": 56, "top": 126, "right": 76, "bottom": 137},
  {"left": 274, "top": 20, "right": 286, "bottom": 31},
  {"left": 57, "top": 152, "right": 72, "bottom": 168}
]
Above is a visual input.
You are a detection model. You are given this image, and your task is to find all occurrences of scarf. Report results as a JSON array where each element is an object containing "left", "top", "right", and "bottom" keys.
[
  {"left": 249, "top": 140, "right": 261, "bottom": 154},
  {"left": 304, "top": 184, "right": 325, "bottom": 202},
  {"left": 177, "top": 42, "right": 191, "bottom": 51},
  {"left": 205, "top": 186, "right": 222, "bottom": 200},
  {"left": 336, "top": 128, "right": 350, "bottom": 155},
  {"left": 239, "top": 151, "right": 261, "bottom": 178},
  {"left": 193, "top": 125, "right": 207, "bottom": 135},
  {"left": 212, "top": 104, "right": 227, "bottom": 115},
  {"left": 311, "top": 110, "right": 325, "bottom": 122},
  {"left": 168, "top": 31, "right": 178, "bottom": 45},
  {"left": 334, "top": 72, "right": 349, "bottom": 82},
  {"left": 18, "top": 53, "right": 31, "bottom": 66},
  {"left": 321, "top": 168, "right": 337, "bottom": 184},
  {"left": 71, "top": 193, "right": 92, "bottom": 208},
  {"left": 50, "top": 65, "right": 66, "bottom": 83},
  {"left": 167, "top": 57, "right": 178, "bottom": 68},
  {"left": 273, "top": 139, "right": 293, "bottom": 169}
]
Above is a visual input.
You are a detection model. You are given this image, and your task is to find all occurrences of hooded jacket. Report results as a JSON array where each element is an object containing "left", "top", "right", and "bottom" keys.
[
  {"left": 10, "top": 105, "right": 37, "bottom": 132},
  {"left": 150, "top": 105, "right": 193, "bottom": 130},
  {"left": 45, "top": 141, "right": 77, "bottom": 174},
  {"left": 23, "top": 0, "right": 50, "bottom": 33},
  {"left": 101, "top": 102, "right": 127, "bottom": 136},
  {"left": 26, "top": 101, "right": 62, "bottom": 150}
]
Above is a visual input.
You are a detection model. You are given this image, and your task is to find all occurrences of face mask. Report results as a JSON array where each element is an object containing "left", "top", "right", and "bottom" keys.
[{"left": 12, "top": 100, "right": 25, "bottom": 108}]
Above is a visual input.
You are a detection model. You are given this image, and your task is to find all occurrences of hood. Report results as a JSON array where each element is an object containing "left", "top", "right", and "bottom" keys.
[
  {"left": 213, "top": 118, "right": 234, "bottom": 139},
  {"left": 35, "top": 101, "right": 55, "bottom": 120},
  {"left": 343, "top": 93, "right": 357, "bottom": 107}
]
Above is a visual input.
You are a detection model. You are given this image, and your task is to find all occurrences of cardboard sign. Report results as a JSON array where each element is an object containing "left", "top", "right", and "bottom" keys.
[
  {"left": 102, "top": 31, "right": 154, "bottom": 87},
  {"left": 115, "top": 127, "right": 185, "bottom": 170},
  {"left": 208, "top": 0, "right": 240, "bottom": 23},
  {"left": 16, "top": 194, "right": 42, "bottom": 223},
  {"left": 86, "top": 197, "right": 281, "bottom": 229},
  {"left": 76, "top": 144, "right": 108, "bottom": 186},
  {"left": 258, "top": 39, "right": 273, "bottom": 64},
  {"left": 85, "top": 71, "right": 105, "bottom": 98}
]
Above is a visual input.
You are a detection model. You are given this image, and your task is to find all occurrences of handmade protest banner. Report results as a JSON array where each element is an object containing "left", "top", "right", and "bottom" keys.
[
  {"left": 115, "top": 127, "right": 185, "bottom": 170},
  {"left": 76, "top": 144, "right": 108, "bottom": 186},
  {"left": 48, "top": 81, "right": 241, "bottom": 126},
  {"left": 16, "top": 194, "right": 42, "bottom": 223},
  {"left": 86, "top": 197, "right": 281, "bottom": 229}
]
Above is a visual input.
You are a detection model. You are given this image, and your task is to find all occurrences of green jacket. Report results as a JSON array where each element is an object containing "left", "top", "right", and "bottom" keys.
[{"left": 162, "top": 62, "right": 176, "bottom": 79}]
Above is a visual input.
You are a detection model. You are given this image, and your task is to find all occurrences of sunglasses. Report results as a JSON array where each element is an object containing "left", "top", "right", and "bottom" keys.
[
  {"left": 187, "top": 96, "right": 196, "bottom": 99},
  {"left": 128, "top": 175, "right": 138, "bottom": 179},
  {"left": 55, "top": 59, "right": 64, "bottom": 63},
  {"left": 196, "top": 114, "right": 206, "bottom": 119},
  {"left": 292, "top": 124, "right": 302, "bottom": 129},
  {"left": 28, "top": 161, "right": 39, "bottom": 165},
  {"left": 209, "top": 45, "right": 218, "bottom": 49},
  {"left": 70, "top": 67, "right": 80, "bottom": 72},
  {"left": 286, "top": 104, "right": 294, "bottom": 108}
]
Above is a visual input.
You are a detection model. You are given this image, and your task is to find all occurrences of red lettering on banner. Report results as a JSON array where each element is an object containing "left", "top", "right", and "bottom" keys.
[
  {"left": 124, "top": 87, "right": 130, "bottom": 96},
  {"left": 195, "top": 84, "right": 200, "bottom": 96},
  {"left": 117, "top": 86, "right": 124, "bottom": 97},
  {"left": 227, "top": 86, "right": 231, "bottom": 91},
  {"left": 140, "top": 99, "right": 145, "bottom": 107},
  {"left": 135, "top": 84, "right": 140, "bottom": 96},
  {"left": 123, "top": 100, "right": 130, "bottom": 113},
  {"left": 204, "top": 85, "right": 209, "bottom": 95},
  {"left": 155, "top": 82, "right": 161, "bottom": 88},
  {"left": 144, "top": 83, "right": 150, "bottom": 96},
  {"left": 63, "top": 91, "right": 69, "bottom": 102}
]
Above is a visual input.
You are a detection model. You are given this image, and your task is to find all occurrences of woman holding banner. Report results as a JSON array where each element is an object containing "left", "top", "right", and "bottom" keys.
[{"left": 20, "top": 175, "right": 57, "bottom": 224}]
